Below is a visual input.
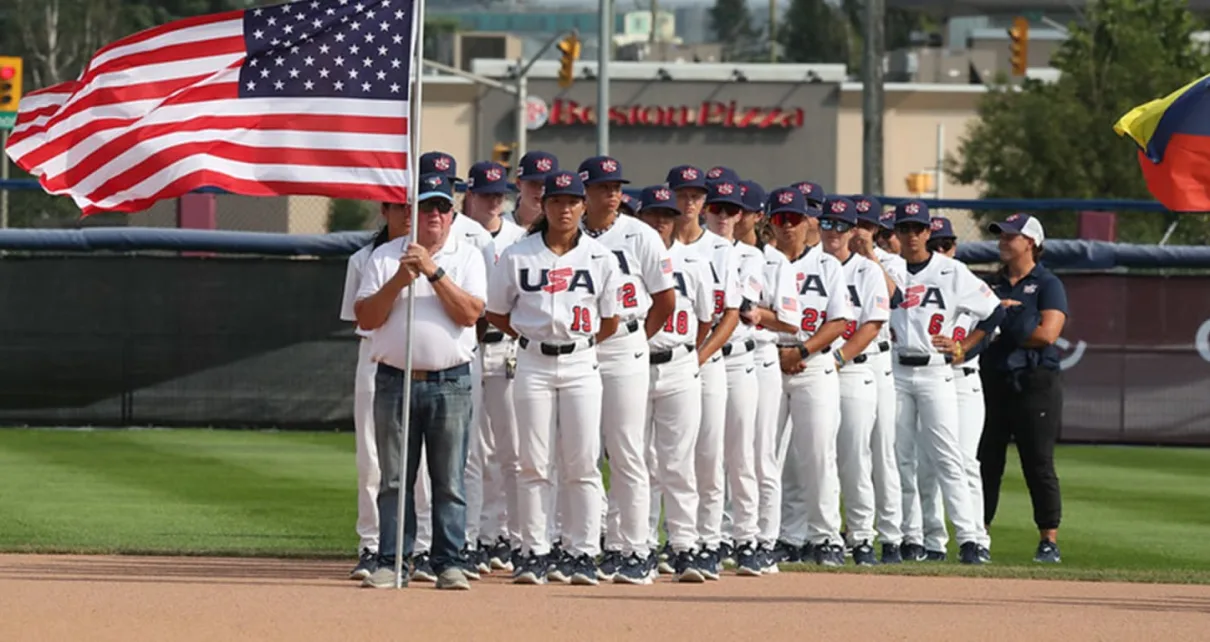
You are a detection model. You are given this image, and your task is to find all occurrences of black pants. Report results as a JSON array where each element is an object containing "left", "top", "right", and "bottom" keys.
[{"left": 978, "top": 368, "right": 1063, "bottom": 531}]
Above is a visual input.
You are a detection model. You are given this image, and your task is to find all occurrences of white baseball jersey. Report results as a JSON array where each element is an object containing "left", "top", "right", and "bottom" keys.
[
  {"left": 486, "top": 232, "right": 622, "bottom": 343},
  {"left": 778, "top": 246, "right": 853, "bottom": 346},
  {"left": 482, "top": 218, "right": 528, "bottom": 268},
  {"left": 686, "top": 229, "right": 756, "bottom": 328},
  {"left": 833, "top": 253, "right": 892, "bottom": 354},
  {"left": 753, "top": 242, "right": 799, "bottom": 345},
  {"left": 452, "top": 212, "right": 493, "bottom": 251},
  {"left": 582, "top": 215, "right": 675, "bottom": 324},
  {"left": 951, "top": 312, "right": 981, "bottom": 370},
  {"left": 341, "top": 242, "right": 376, "bottom": 338},
  {"left": 730, "top": 240, "right": 770, "bottom": 344},
  {"left": 890, "top": 252, "right": 999, "bottom": 356},
  {"left": 873, "top": 246, "right": 907, "bottom": 344},
  {"left": 650, "top": 242, "right": 714, "bottom": 352}
]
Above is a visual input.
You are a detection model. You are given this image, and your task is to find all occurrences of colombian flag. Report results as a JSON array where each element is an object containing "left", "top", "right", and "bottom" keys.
[{"left": 1114, "top": 74, "right": 1210, "bottom": 212}]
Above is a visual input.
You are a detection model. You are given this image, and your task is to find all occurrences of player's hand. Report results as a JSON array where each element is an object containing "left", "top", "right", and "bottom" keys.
[
  {"left": 740, "top": 308, "right": 761, "bottom": 326},
  {"left": 931, "top": 335, "right": 965, "bottom": 363},
  {"left": 401, "top": 243, "right": 438, "bottom": 278},
  {"left": 1001, "top": 298, "right": 1022, "bottom": 308},
  {"left": 849, "top": 234, "right": 875, "bottom": 259},
  {"left": 779, "top": 347, "right": 805, "bottom": 375}
]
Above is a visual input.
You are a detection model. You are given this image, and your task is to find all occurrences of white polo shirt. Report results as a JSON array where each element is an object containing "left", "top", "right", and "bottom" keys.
[
  {"left": 341, "top": 243, "right": 376, "bottom": 339},
  {"left": 357, "top": 234, "right": 487, "bottom": 371}
]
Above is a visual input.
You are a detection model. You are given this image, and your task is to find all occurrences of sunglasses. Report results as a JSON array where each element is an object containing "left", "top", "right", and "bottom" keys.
[
  {"left": 419, "top": 199, "right": 453, "bottom": 214},
  {"left": 876, "top": 229, "right": 894, "bottom": 240},
  {"left": 819, "top": 219, "right": 853, "bottom": 233},
  {"left": 895, "top": 222, "right": 928, "bottom": 235},
  {"left": 770, "top": 212, "right": 807, "bottom": 227},
  {"left": 707, "top": 203, "right": 742, "bottom": 217},
  {"left": 927, "top": 238, "right": 956, "bottom": 252}
]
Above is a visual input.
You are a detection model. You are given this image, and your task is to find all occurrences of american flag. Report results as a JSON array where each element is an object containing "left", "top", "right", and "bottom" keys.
[
  {"left": 659, "top": 257, "right": 672, "bottom": 274},
  {"left": 5, "top": 0, "right": 416, "bottom": 214}
]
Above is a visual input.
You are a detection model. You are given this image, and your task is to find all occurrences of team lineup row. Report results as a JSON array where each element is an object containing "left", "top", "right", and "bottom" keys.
[{"left": 341, "top": 150, "right": 1045, "bottom": 589}]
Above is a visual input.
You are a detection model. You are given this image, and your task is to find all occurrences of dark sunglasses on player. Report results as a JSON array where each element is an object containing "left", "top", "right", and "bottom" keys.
[
  {"left": 770, "top": 212, "right": 807, "bottom": 227},
  {"left": 419, "top": 198, "right": 454, "bottom": 214},
  {"left": 819, "top": 219, "right": 853, "bottom": 233},
  {"left": 707, "top": 203, "right": 742, "bottom": 217},
  {"left": 895, "top": 222, "right": 929, "bottom": 235}
]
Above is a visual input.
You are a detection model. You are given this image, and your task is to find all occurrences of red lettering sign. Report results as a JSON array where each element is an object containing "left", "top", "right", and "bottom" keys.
[{"left": 546, "top": 99, "right": 805, "bottom": 129}]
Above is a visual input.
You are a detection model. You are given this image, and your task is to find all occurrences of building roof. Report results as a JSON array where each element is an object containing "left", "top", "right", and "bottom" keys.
[{"left": 470, "top": 59, "right": 848, "bottom": 82}]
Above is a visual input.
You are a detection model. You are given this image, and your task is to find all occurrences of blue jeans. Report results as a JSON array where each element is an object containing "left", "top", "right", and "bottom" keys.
[{"left": 374, "top": 362, "right": 472, "bottom": 574}]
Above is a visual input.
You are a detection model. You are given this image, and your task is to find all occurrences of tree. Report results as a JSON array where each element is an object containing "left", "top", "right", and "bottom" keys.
[
  {"left": 327, "top": 199, "right": 375, "bottom": 233},
  {"left": 710, "top": 0, "right": 758, "bottom": 61},
  {"left": 779, "top": 0, "right": 850, "bottom": 65},
  {"left": 946, "top": 0, "right": 1210, "bottom": 244}
]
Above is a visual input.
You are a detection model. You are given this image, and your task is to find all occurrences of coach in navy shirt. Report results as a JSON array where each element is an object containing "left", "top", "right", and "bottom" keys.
[{"left": 978, "top": 213, "right": 1068, "bottom": 565}]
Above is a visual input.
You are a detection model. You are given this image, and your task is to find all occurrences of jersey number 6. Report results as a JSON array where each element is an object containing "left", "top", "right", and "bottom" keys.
[
  {"left": 927, "top": 313, "right": 944, "bottom": 335},
  {"left": 801, "top": 308, "right": 827, "bottom": 333},
  {"left": 570, "top": 306, "right": 593, "bottom": 333}
]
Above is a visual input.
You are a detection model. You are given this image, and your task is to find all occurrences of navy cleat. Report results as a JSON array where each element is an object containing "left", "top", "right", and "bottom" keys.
[
  {"left": 851, "top": 541, "right": 879, "bottom": 566},
  {"left": 1034, "top": 540, "right": 1061, "bottom": 564},
  {"left": 813, "top": 541, "right": 845, "bottom": 567},
  {"left": 474, "top": 541, "right": 493, "bottom": 574},
  {"left": 674, "top": 550, "right": 704, "bottom": 583},
  {"left": 349, "top": 548, "right": 378, "bottom": 581},
  {"left": 880, "top": 542, "right": 903, "bottom": 565},
  {"left": 923, "top": 549, "right": 947, "bottom": 562},
  {"left": 547, "top": 550, "right": 574, "bottom": 584},
  {"left": 571, "top": 554, "right": 600, "bottom": 585},
  {"left": 657, "top": 543, "right": 675, "bottom": 574},
  {"left": 959, "top": 541, "right": 985, "bottom": 565},
  {"left": 411, "top": 552, "right": 436, "bottom": 582},
  {"left": 734, "top": 542, "right": 763, "bottom": 577},
  {"left": 512, "top": 552, "right": 546, "bottom": 585},
  {"left": 613, "top": 553, "right": 653, "bottom": 585},
  {"left": 801, "top": 541, "right": 818, "bottom": 563},
  {"left": 597, "top": 550, "right": 623, "bottom": 581},
  {"left": 696, "top": 547, "right": 721, "bottom": 580},
  {"left": 901, "top": 542, "right": 927, "bottom": 561},
  {"left": 720, "top": 541, "right": 735, "bottom": 566},
  {"left": 978, "top": 545, "right": 992, "bottom": 563},
  {"left": 488, "top": 537, "right": 513, "bottom": 571},
  {"left": 758, "top": 543, "right": 780, "bottom": 574},
  {"left": 772, "top": 540, "right": 799, "bottom": 564}
]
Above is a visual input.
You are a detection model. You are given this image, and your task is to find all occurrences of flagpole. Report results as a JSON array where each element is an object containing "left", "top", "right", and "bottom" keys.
[{"left": 394, "top": 0, "right": 427, "bottom": 591}]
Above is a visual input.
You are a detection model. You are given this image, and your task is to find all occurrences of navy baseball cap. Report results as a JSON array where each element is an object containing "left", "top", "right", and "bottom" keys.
[
  {"left": 706, "top": 166, "right": 740, "bottom": 184},
  {"left": 878, "top": 209, "right": 896, "bottom": 231},
  {"left": 467, "top": 161, "right": 515, "bottom": 194},
  {"left": 766, "top": 187, "right": 809, "bottom": 216},
  {"left": 667, "top": 164, "right": 708, "bottom": 191},
  {"left": 852, "top": 195, "right": 884, "bottom": 226},
  {"left": 618, "top": 192, "right": 638, "bottom": 215},
  {"left": 894, "top": 200, "right": 930, "bottom": 226},
  {"left": 792, "top": 181, "right": 826, "bottom": 207},
  {"left": 989, "top": 212, "right": 1046, "bottom": 246},
  {"left": 821, "top": 197, "right": 858, "bottom": 225},
  {"left": 517, "top": 151, "right": 558, "bottom": 181},
  {"left": 639, "top": 185, "right": 680, "bottom": 215},
  {"left": 416, "top": 172, "right": 454, "bottom": 203},
  {"left": 930, "top": 216, "right": 957, "bottom": 240},
  {"left": 740, "top": 179, "right": 767, "bottom": 213},
  {"left": 419, "top": 151, "right": 459, "bottom": 181},
  {"left": 705, "top": 179, "right": 746, "bottom": 208},
  {"left": 578, "top": 155, "right": 630, "bottom": 185},
  {"left": 544, "top": 170, "right": 586, "bottom": 199}
]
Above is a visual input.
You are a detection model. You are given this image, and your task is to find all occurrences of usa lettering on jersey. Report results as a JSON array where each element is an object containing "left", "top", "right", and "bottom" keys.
[
  {"left": 900, "top": 284, "right": 946, "bottom": 309},
  {"left": 520, "top": 267, "right": 597, "bottom": 294}
]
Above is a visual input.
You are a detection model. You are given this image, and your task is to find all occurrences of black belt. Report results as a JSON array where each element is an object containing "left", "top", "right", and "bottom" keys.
[
  {"left": 852, "top": 341, "right": 891, "bottom": 364},
  {"left": 877, "top": 340, "right": 890, "bottom": 352},
  {"left": 721, "top": 338, "right": 756, "bottom": 357},
  {"left": 650, "top": 344, "right": 695, "bottom": 365},
  {"left": 898, "top": 354, "right": 953, "bottom": 367},
  {"left": 519, "top": 336, "right": 595, "bottom": 356},
  {"left": 852, "top": 354, "right": 869, "bottom": 364},
  {"left": 482, "top": 331, "right": 505, "bottom": 344},
  {"left": 379, "top": 362, "right": 470, "bottom": 381},
  {"left": 961, "top": 367, "right": 977, "bottom": 376}
]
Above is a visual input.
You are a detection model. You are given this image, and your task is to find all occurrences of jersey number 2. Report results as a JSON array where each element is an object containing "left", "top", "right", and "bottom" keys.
[
  {"left": 571, "top": 306, "right": 593, "bottom": 333},
  {"left": 801, "top": 308, "right": 827, "bottom": 333}
]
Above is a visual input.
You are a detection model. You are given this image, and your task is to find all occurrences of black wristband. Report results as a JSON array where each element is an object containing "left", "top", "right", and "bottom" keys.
[
  {"left": 427, "top": 267, "right": 446, "bottom": 283},
  {"left": 798, "top": 344, "right": 810, "bottom": 360}
]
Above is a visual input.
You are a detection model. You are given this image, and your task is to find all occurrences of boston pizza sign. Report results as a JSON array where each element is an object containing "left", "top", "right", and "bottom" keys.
[{"left": 545, "top": 99, "right": 804, "bottom": 129}]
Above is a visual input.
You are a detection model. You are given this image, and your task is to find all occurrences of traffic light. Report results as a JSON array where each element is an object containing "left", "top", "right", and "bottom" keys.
[
  {"left": 1008, "top": 17, "right": 1029, "bottom": 77},
  {"left": 556, "top": 34, "right": 581, "bottom": 89},
  {"left": 492, "top": 142, "right": 515, "bottom": 169},
  {"left": 0, "top": 57, "right": 23, "bottom": 111}
]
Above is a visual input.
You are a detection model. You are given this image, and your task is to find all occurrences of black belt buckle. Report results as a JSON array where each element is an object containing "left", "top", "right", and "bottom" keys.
[
  {"left": 898, "top": 354, "right": 929, "bottom": 367},
  {"left": 722, "top": 338, "right": 755, "bottom": 357},
  {"left": 624, "top": 319, "right": 639, "bottom": 334},
  {"left": 852, "top": 354, "right": 868, "bottom": 364},
  {"left": 649, "top": 343, "right": 694, "bottom": 365},
  {"left": 482, "top": 331, "right": 505, "bottom": 344},
  {"left": 963, "top": 367, "right": 977, "bottom": 376},
  {"left": 878, "top": 341, "right": 890, "bottom": 352},
  {"left": 520, "top": 335, "right": 594, "bottom": 356}
]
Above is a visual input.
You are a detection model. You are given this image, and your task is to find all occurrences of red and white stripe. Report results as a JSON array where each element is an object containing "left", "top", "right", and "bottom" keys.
[{"left": 5, "top": 9, "right": 410, "bottom": 214}]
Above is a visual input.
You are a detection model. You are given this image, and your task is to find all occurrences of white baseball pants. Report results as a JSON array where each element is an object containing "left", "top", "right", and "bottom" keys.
[
  {"left": 778, "top": 355, "right": 843, "bottom": 547},
  {"left": 893, "top": 361, "right": 982, "bottom": 545},
  {"left": 777, "top": 420, "right": 806, "bottom": 546},
  {"left": 479, "top": 338, "right": 519, "bottom": 545},
  {"left": 753, "top": 343, "right": 785, "bottom": 548},
  {"left": 695, "top": 354, "right": 727, "bottom": 549},
  {"left": 837, "top": 364, "right": 878, "bottom": 546},
  {"left": 868, "top": 351, "right": 903, "bottom": 546},
  {"left": 599, "top": 330, "right": 653, "bottom": 557},
  {"left": 513, "top": 344, "right": 604, "bottom": 558},
  {"left": 723, "top": 349, "right": 760, "bottom": 545},
  {"left": 919, "top": 366, "right": 990, "bottom": 550},
  {"left": 644, "top": 345, "right": 702, "bottom": 552},
  {"left": 464, "top": 355, "right": 486, "bottom": 547},
  {"left": 355, "top": 339, "right": 432, "bottom": 553}
]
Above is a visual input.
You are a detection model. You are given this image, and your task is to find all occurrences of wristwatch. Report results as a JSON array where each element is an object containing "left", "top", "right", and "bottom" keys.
[
  {"left": 797, "top": 344, "right": 810, "bottom": 360},
  {"left": 427, "top": 267, "right": 446, "bottom": 283}
]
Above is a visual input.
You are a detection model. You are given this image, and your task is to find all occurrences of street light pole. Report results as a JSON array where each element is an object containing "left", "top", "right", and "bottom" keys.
[
  {"left": 515, "top": 68, "right": 529, "bottom": 161},
  {"left": 597, "top": 0, "right": 612, "bottom": 156}
]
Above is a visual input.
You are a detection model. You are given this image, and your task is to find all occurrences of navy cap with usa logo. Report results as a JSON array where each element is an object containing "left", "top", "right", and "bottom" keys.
[
  {"left": 894, "top": 200, "right": 930, "bottom": 226},
  {"left": 619, "top": 192, "right": 638, "bottom": 215},
  {"left": 878, "top": 209, "right": 896, "bottom": 231},
  {"left": 639, "top": 185, "right": 681, "bottom": 215},
  {"left": 544, "top": 170, "right": 587, "bottom": 199},
  {"left": 419, "top": 151, "right": 460, "bottom": 181},
  {"left": 705, "top": 179, "right": 746, "bottom": 208},
  {"left": 666, "top": 164, "right": 707, "bottom": 191},
  {"left": 467, "top": 161, "right": 516, "bottom": 194},
  {"left": 416, "top": 172, "right": 455, "bottom": 203},
  {"left": 929, "top": 216, "right": 956, "bottom": 240},
  {"left": 766, "top": 186, "right": 809, "bottom": 216},
  {"left": 821, "top": 197, "right": 858, "bottom": 225},
  {"left": 740, "top": 179, "right": 767, "bottom": 213},
  {"left": 852, "top": 195, "right": 884, "bottom": 227},
  {"left": 706, "top": 166, "right": 740, "bottom": 184},
  {"left": 577, "top": 155, "right": 630, "bottom": 185},
  {"left": 989, "top": 212, "right": 1046, "bottom": 246},
  {"left": 517, "top": 151, "right": 558, "bottom": 181},
  {"left": 791, "top": 181, "right": 826, "bottom": 209}
]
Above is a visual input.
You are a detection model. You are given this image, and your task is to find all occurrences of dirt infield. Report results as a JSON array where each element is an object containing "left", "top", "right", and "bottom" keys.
[{"left": 1, "top": 555, "right": 1208, "bottom": 641}]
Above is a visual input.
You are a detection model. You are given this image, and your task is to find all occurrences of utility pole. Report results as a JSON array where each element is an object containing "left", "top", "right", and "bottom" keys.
[
  {"left": 598, "top": 0, "right": 613, "bottom": 156},
  {"left": 769, "top": 0, "right": 778, "bottom": 62},
  {"left": 861, "top": 0, "right": 885, "bottom": 195}
]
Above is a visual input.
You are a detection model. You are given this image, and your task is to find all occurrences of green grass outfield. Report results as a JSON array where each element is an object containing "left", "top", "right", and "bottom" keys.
[{"left": 0, "top": 428, "right": 1207, "bottom": 584}]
